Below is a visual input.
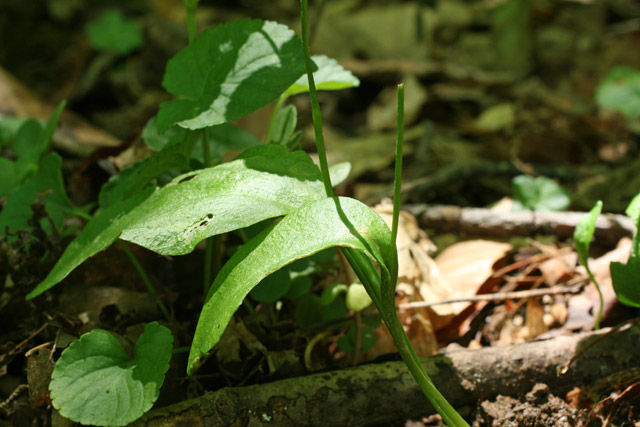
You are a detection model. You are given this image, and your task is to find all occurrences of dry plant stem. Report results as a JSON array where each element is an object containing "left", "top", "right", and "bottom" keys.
[
  {"left": 117, "top": 240, "right": 171, "bottom": 321},
  {"left": 397, "top": 283, "right": 586, "bottom": 310}
]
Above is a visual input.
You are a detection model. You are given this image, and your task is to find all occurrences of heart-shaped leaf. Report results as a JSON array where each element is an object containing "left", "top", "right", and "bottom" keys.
[
  {"left": 188, "top": 196, "right": 392, "bottom": 373},
  {"left": 157, "top": 19, "right": 308, "bottom": 131},
  {"left": 86, "top": 10, "right": 143, "bottom": 55},
  {"left": 513, "top": 175, "right": 570, "bottom": 212},
  {"left": 50, "top": 322, "right": 172, "bottom": 427},
  {"left": 285, "top": 55, "right": 360, "bottom": 96},
  {"left": 120, "top": 145, "right": 326, "bottom": 255}
]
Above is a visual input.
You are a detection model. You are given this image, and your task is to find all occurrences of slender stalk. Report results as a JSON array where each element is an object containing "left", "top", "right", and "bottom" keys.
[
  {"left": 186, "top": 4, "right": 197, "bottom": 43},
  {"left": 117, "top": 240, "right": 172, "bottom": 321},
  {"left": 300, "top": 0, "right": 333, "bottom": 197},
  {"left": 587, "top": 268, "right": 603, "bottom": 330},
  {"left": 384, "top": 313, "right": 470, "bottom": 427},
  {"left": 265, "top": 95, "right": 289, "bottom": 144},
  {"left": 299, "top": 2, "right": 468, "bottom": 424},
  {"left": 390, "top": 84, "right": 404, "bottom": 283}
]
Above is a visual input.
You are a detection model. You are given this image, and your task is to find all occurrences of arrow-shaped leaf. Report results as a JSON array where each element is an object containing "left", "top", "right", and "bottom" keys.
[
  {"left": 120, "top": 145, "right": 326, "bottom": 255},
  {"left": 29, "top": 145, "right": 326, "bottom": 298},
  {"left": 188, "top": 196, "right": 392, "bottom": 374}
]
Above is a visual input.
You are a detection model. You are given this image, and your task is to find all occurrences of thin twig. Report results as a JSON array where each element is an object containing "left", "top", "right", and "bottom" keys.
[{"left": 397, "top": 283, "right": 586, "bottom": 310}]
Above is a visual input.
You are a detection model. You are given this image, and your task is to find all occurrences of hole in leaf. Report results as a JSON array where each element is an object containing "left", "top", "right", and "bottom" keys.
[{"left": 178, "top": 174, "right": 197, "bottom": 184}]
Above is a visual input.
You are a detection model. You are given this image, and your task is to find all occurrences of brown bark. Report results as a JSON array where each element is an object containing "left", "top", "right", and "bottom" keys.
[
  {"left": 135, "top": 324, "right": 640, "bottom": 426},
  {"left": 405, "top": 204, "right": 636, "bottom": 245}
]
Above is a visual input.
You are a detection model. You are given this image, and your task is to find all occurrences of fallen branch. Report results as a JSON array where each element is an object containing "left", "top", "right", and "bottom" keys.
[
  {"left": 405, "top": 204, "right": 636, "bottom": 244},
  {"left": 136, "top": 323, "right": 640, "bottom": 426}
]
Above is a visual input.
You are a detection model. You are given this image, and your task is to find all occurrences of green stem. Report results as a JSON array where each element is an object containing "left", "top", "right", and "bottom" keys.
[
  {"left": 300, "top": 0, "right": 333, "bottom": 197},
  {"left": 117, "top": 240, "right": 172, "bottom": 321},
  {"left": 384, "top": 313, "right": 470, "bottom": 427},
  {"left": 586, "top": 267, "right": 603, "bottom": 330},
  {"left": 300, "top": 2, "right": 467, "bottom": 424},
  {"left": 201, "top": 128, "right": 211, "bottom": 167},
  {"left": 390, "top": 84, "right": 404, "bottom": 283},
  {"left": 186, "top": 4, "right": 197, "bottom": 43},
  {"left": 265, "top": 95, "right": 289, "bottom": 144}
]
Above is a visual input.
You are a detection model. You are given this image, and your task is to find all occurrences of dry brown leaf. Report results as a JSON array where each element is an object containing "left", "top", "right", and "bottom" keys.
[
  {"left": 564, "top": 238, "right": 632, "bottom": 331},
  {"left": 0, "top": 67, "right": 120, "bottom": 155},
  {"left": 434, "top": 239, "right": 511, "bottom": 314}
]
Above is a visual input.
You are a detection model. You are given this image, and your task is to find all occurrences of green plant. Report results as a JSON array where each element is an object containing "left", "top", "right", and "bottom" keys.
[
  {"left": 50, "top": 322, "right": 172, "bottom": 426},
  {"left": 512, "top": 174, "right": 570, "bottom": 212},
  {"left": 25, "top": 1, "right": 469, "bottom": 425},
  {"left": 575, "top": 194, "right": 640, "bottom": 326},
  {"left": 0, "top": 102, "right": 86, "bottom": 240},
  {"left": 596, "top": 66, "right": 640, "bottom": 121},
  {"left": 573, "top": 200, "right": 604, "bottom": 329},
  {"left": 610, "top": 193, "right": 640, "bottom": 307}
]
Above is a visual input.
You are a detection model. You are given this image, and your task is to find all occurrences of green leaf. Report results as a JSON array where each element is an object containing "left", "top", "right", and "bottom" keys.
[
  {"left": 188, "top": 196, "right": 392, "bottom": 374},
  {"left": 626, "top": 192, "right": 640, "bottom": 224},
  {"left": 345, "top": 283, "right": 373, "bottom": 312},
  {"left": 157, "top": 19, "right": 308, "bottom": 131},
  {"left": 512, "top": 175, "right": 570, "bottom": 211},
  {"left": 596, "top": 66, "right": 640, "bottom": 120},
  {"left": 574, "top": 201, "right": 603, "bottom": 267},
  {"left": 191, "top": 124, "right": 260, "bottom": 165},
  {"left": 86, "top": 10, "right": 143, "bottom": 55},
  {"left": 0, "top": 153, "right": 76, "bottom": 235},
  {"left": 328, "top": 162, "right": 351, "bottom": 186},
  {"left": 249, "top": 268, "right": 291, "bottom": 303},
  {"left": 337, "top": 325, "right": 376, "bottom": 354},
  {"left": 50, "top": 322, "right": 172, "bottom": 427},
  {"left": 266, "top": 104, "right": 297, "bottom": 145},
  {"left": 284, "top": 274, "right": 312, "bottom": 299},
  {"left": 0, "top": 102, "right": 65, "bottom": 198},
  {"left": 119, "top": 145, "right": 326, "bottom": 255},
  {"left": 98, "top": 133, "right": 196, "bottom": 208},
  {"left": 611, "top": 257, "right": 640, "bottom": 308},
  {"left": 321, "top": 283, "right": 348, "bottom": 305},
  {"left": 0, "top": 116, "right": 28, "bottom": 147},
  {"left": 27, "top": 186, "right": 154, "bottom": 299},
  {"left": 610, "top": 192, "right": 640, "bottom": 307},
  {"left": 285, "top": 55, "right": 360, "bottom": 96},
  {"left": 141, "top": 117, "right": 187, "bottom": 152},
  {"left": 294, "top": 294, "right": 323, "bottom": 328}
]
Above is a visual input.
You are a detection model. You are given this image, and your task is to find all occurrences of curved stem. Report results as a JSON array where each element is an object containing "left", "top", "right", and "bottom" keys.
[
  {"left": 300, "top": 0, "right": 333, "bottom": 197},
  {"left": 265, "top": 95, "right": 289, "bottom": 144},
  {"left": 586, "top": 267, "right": 603, "bottom": 329},
  {"left": 117, "top": 240, "right": 172, "bottom": 321},
  {"left": 384, "top": 312, "right": 469, "bottom": 427}
]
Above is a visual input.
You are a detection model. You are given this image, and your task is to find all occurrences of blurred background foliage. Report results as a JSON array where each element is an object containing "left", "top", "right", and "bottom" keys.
[{"left": 1, "top": 0, "right": 640, "bottom": 211}]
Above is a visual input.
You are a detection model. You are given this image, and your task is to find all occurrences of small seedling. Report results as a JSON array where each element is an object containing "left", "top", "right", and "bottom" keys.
[
  {"left": 512, "top": 175, "right": 570, "bottom": 212},
  {"left": 574, "top": 200, "right": 604, "bottom": 329},
  {"left": 610, "top": 193, "right": 640, "bottom": 307},
  {"left": 596, "top": 66, "right": 640, "bottom": 121}
]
